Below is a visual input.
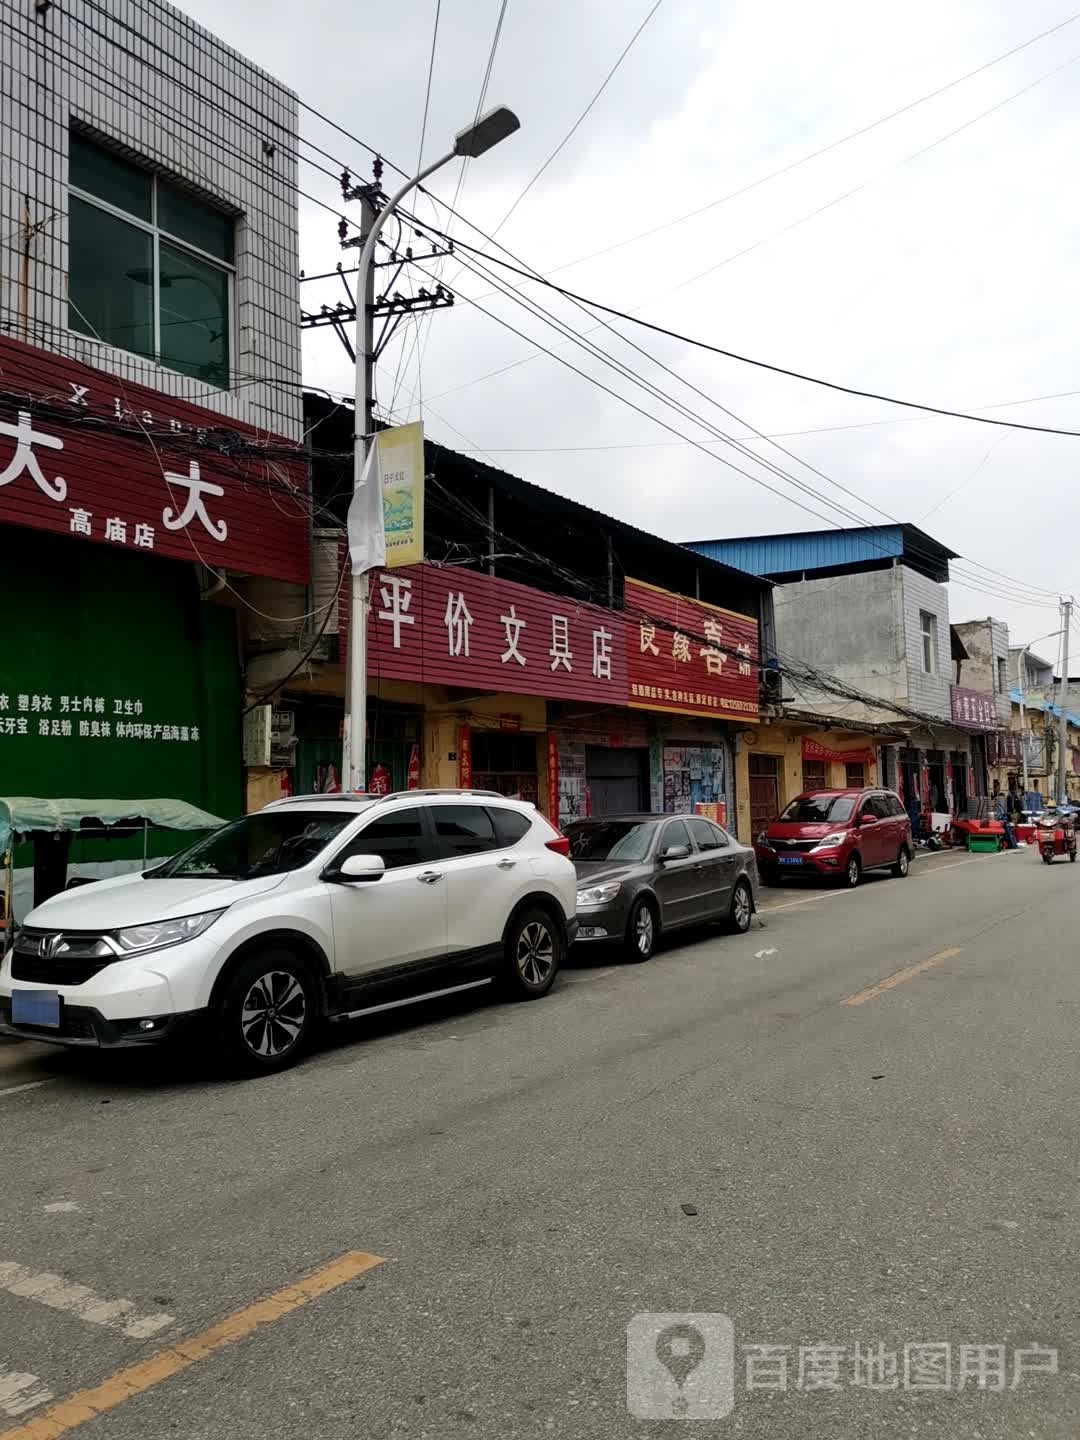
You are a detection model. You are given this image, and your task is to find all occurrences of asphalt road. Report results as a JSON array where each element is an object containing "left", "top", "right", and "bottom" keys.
[{"left": 0, "top": 845, "right": 1077, "bottom": 1439}]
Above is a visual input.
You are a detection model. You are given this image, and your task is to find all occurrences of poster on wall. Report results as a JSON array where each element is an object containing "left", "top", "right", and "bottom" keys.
[
  {"left": 662, "top": 745, "right": 729, "bottom": 815},
  {"left": 557, "top": 745, "right": 588, "bottom": 827}
]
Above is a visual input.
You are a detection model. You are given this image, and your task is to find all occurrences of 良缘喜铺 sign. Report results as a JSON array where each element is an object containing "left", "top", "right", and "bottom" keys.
[{"left": 625, "top": 577, "right": 759, "bottom": 721}]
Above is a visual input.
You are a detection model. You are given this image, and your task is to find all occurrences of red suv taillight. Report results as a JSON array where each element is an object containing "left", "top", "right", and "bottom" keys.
[{"left": 545, "top": 835, "right": 571, "bottom": 857}]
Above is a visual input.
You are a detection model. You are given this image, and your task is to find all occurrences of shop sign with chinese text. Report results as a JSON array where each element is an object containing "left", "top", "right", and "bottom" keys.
[
  {"left": 625, "top": 577, "right": 759, "bottom": 721},
  {"left": 950, "top": 686, "right": 998, "bottom": 731},
  {"left": 0, "top": 335, "right": 308, "bottom": 583},
  {"left": 346, "top": 563, "right": 628, "bottom": 705}
]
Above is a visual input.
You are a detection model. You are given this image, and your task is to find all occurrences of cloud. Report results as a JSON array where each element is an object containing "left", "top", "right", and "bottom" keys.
[{"left": 184, "top": 0, "right": 1080, "bottom": 640}]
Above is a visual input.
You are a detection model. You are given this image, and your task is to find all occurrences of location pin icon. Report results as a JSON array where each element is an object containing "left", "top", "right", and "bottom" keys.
[{"left": 655, "top": 1322, "right": 707, "bottom": 1414}]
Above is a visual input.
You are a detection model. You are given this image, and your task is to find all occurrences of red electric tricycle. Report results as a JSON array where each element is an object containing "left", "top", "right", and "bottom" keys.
[{"left": 1038, "top": 807, "right": 1077, "bottom": 865}]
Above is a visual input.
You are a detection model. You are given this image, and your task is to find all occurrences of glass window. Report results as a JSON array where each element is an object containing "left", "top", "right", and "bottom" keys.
[
  {"left": 68, "top": 198, "right": 155, "bottom": 358},
  {"left": 920, "top": 611, "right": 937, "bottom": 674},
  {"left": 69, "top": 132, "right": 152, "bottom": 219},
  {"left": 802, "top": 760, "right": 827, "bottom": 791},
  {"left": 661, "top": 819, "right": 691, "bottom": 854},
  {"left": 154, "top": 811, "right": 352, "bottom": 879},
  {"left": 433, "top": 805, "right": 497, "bottom": 857},
  {"left": 867, "top": 795, "right": 891, "bottom": 820},
  {"left": 345, "top": 812, "right": 426, "bottom": 870},
  {"left": 687, "top": 817, "right": 727, "bottom": 851},
  {"left": 781, "top": 795, "right": 856, "bottom": 823},
  {"left": 845, "top": 762, "right": 865, "bottom": 788},
  {"left": 490, "top": 807, "right": 531, "bottom": 848},
  {"left": 158, "top": 180, "right": 235, "bottom": 262},
  {"left": 565, "top": 820, "right": 655, "bottom": 863},
  {"left": 159, "top": 242, "right": 230, "bottom": 389},
  {"left": 68, "top": 131, "right": 233, "bottom": 388}
]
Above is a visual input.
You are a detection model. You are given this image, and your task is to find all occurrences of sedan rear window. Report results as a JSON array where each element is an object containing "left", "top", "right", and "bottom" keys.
[
  {"left": 780, "top": 795, "right": 856, "bottom": 823},
  {"left": 565, "top": 821, "right": 654, "bottom": 862}
]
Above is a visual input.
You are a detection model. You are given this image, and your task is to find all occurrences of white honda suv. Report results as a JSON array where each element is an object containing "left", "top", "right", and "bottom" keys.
[{"left": 0, "top": 790, "right": 577, "bottom": 1075}]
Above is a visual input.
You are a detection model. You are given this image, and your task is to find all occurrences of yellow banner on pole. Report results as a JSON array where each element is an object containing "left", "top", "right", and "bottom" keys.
[{"left": 377, "top": 421, "right": 424, "bottom": 567}]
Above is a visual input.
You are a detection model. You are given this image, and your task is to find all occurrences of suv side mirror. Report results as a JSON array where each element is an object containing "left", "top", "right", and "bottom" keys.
[
  {"left": 660, "top": 843, "right": 692, "bottom": 862},
  {"left": 858, "top": 813, "right": 876, "bottom": 826},
  {"left": 332, "top": 854, "right": 386, "bottom": 883}
]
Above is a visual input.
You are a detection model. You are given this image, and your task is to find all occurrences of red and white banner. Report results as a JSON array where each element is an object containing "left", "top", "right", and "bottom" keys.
[
  {"left": 345, "top": 562, "right": 628, "bottom": 706},
  {"left": 801, "top": 737, "right": 876, "bottom": 766},
  {"left": 0, "top": 336, "right": 309, "bottom": 583},
  {"left": 624, "top": 577, "right": 759, "bottom": 721}
]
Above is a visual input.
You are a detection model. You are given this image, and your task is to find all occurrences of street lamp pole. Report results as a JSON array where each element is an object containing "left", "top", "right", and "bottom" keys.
[
  {"left": 342, "top": 106, "right": 520, "bottom": 792},
  {"left": 1016, "top": 628, "right": 1064, "bottom": 800}
]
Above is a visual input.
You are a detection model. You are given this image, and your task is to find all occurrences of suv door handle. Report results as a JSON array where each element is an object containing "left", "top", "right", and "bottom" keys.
[
  {"left": 417, "top": 870, "right": 443, "bottom": 884},
  {"left": 495, "top": 858, "right": 517, "bottom": 870}
]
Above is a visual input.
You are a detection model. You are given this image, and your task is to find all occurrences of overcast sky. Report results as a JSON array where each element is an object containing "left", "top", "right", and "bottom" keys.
[{"left": 188, "top": 0, "right": 1080, "bottom": 658}]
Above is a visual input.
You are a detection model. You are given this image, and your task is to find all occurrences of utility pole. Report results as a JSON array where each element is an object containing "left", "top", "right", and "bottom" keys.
[
  {"left": 338, "top": 107, "right": 520, "bottom": 792},
  {"left": 1056, "top": 596, "right": 1073, "bottom": 803},
  {"left": 1017, "top": 646, "right": 1029, "bottom": 797}
]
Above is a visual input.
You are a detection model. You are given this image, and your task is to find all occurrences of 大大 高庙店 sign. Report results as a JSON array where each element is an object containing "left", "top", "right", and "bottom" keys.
[
  {"left": 624, "top": 577, "right": 759, "bottom": 721},
  {"left": 0, "top": 335, "right": 309, "bottom": 584}
]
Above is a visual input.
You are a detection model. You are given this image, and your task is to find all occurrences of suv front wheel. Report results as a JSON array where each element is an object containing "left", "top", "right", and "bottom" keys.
[
  {"left": 215, "top": 948, "right": 318, "bottom": 1075},
  {"left": 503, "top": 907, "right": 561, "bottom": 999}
]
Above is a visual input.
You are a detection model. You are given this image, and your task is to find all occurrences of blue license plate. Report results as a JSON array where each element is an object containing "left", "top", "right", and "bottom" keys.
[
  {"left": 11, "top": 989, "right": 60, "bottom": 1028},
  {"left": 778, "top": 856, "right": 804, "bottom": 866}
]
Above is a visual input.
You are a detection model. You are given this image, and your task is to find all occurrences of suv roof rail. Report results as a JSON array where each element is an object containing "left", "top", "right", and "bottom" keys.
[{"left": 376, "top": 787, "right": 507, "bottom": 803}]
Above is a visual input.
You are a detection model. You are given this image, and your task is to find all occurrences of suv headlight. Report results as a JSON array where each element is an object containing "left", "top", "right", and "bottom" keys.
[
  {"left": 111, "top": 911, "right": 225, "bottom": 956},
  {"left": 576, "top": 882, "right": 621, "bottom": 907},
  {"left": 813, "top": 832, "right": 847, "bottom": 849}
]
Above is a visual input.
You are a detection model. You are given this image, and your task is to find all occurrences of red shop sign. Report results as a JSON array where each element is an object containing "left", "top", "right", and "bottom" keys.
[
  {"left": 344, "top": 562, "right": 628, "bottom": 705},
  {"left": 624, "top": 577, "right": 759, "bottom": 721},
  {"left": 0, "top": 335, "right": 308, "bottom": 584}
]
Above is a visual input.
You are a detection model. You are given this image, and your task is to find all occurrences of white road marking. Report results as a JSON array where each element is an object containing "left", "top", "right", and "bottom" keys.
[
  {"left": 754, "top": 947, "right": 778, "bottom": 959},
  {"left": 0, "top": 1365, "right": 53, "bottom": 1418},
  {"left": 0, "top": 1080, "right": 55, "bottom": 1100},
  {"left": 0, "top": 1262, "right": 173, "bottom": 1340},
  {"left": 42, "top": 1202, "right": 80, "bottom": 1215}
]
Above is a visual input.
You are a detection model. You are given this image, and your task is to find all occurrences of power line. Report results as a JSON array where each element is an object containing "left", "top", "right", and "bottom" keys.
[
  {"left": 477, "top": 0, "right": 666, "bottom": 246},
  {"left": 437, "top": 231, "right": 1080, "bottom": 440},
  {"left": 415, "top": 0, "right": 442, "bottom": 171},
  {"left": 492, "top": 7, "right": 1080, "bottom": 282}
]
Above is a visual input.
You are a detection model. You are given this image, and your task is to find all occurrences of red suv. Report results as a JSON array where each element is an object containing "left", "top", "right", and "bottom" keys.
[{"left": 756, "top": 788, "right": 912, "bottom": 888}]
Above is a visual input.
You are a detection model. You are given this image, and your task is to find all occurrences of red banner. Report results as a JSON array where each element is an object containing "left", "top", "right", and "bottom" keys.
[
  {"left": 457, "top": 724, "right": 472, "bottom": 789},
  {"left": 546, "top": 732, "right": 559, "bottom": 821},
  {"left": 345, "top": 562, "right": 628, "bottom": 706},
  {"left": 0, "top": 336, "right": 308, "bottom": 583},
  {"left": 950, "top": 685, "right": 998, "bottom": 731},
  {"left": 624, "top": 577, "right": 759, "bottom": 721},
  {"left": 801, "top": 737, "right": 876, "bottom": 766}
]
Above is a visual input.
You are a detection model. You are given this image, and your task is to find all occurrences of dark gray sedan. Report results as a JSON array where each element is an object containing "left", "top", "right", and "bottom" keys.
[{"left": 567, "top": 813, "right": 758, "bottom": 961}]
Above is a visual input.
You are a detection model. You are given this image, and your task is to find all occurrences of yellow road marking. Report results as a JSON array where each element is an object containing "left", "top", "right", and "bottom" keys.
[
  {"left": 0, "top": 1251, "right": 384, "bottom": 1440},
  {"left": 842, "top": 947, "right": 962, "bottom": 1007}
]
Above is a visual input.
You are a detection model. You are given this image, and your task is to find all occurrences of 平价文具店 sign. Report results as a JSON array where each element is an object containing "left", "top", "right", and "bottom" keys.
[
  {"left": 0, "top": 335, "right": 308, "bottom": 584},
  {"left": 348, "top": 563, "right": 628, "bottom": 704}
]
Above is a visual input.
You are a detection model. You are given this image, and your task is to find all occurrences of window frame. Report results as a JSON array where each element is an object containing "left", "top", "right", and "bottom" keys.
[
  {"left": 660, "top": 818, "right": 693, "bottom": 855},
  {"left": 326, "top": 807, "right": 434, "bottom": 873},
  {"left": 920, "top": 610, "right": 937, "bottom": 674},
  {"left": 428, "top": 802, "right": 500, "bottom": 861},
  {"left": 68, "top": 141, "right": 236, "bottom": 388},
  {"left": 686, "top": 816, "right": 729, "bottom": 852}
]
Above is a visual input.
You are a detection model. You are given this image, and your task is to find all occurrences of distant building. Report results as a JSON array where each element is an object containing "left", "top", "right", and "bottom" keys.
[{"left": 686, "top": 523, "right": 1002, "bottom": 825}]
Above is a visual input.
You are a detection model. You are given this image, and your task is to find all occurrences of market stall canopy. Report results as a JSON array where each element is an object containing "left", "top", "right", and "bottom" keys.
[{"left": 0, "top": 797, "right": 225, "bottom": 854}]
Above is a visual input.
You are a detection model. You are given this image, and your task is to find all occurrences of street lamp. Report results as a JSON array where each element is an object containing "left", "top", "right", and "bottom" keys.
[
  {"left": 1015, "top": 628, "right": 1063, "bottom": 797},
  {"left": 342, "top": 105, "right": 520, "bottom": 791}
]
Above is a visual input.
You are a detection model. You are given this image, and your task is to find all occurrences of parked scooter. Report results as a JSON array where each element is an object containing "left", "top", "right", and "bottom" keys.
[{"left": 1037, "top": 806, "right": 1077, "bottom": 864}]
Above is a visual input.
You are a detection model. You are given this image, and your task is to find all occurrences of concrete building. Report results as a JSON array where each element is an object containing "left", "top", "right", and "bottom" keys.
[
  {"left": 686, "top": 524, "right": 1004, "bottom": 827},
  {"left": 0, "top": 0, "right": 307, "bottom": 916},
  {"left": 954, "top": 618, "right": 1012, "bottom": 727}
]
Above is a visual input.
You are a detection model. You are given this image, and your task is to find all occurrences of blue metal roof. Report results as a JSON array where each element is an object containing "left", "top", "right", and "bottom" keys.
[
  {"left": 684, "top": 524, "right": 957, "bottom": 584},
  {"left": 1009, "top": 688, "right": 1080, "bottom": 728}
]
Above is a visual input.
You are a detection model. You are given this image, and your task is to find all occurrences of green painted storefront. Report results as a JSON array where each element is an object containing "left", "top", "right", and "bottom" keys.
[{"left": 1, "top": 528, "right": 241, "bottom": 882}]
